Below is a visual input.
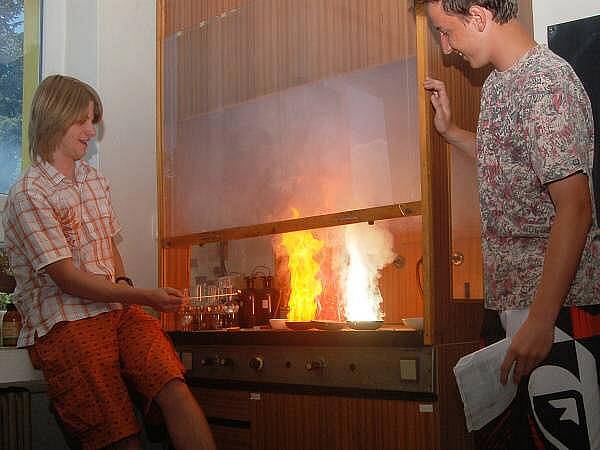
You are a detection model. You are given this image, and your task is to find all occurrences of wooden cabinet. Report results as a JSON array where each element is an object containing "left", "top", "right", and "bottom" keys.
[
  {"left": 191, "top": 387, "right": 437, "bottom": 450},
  {"left": 191, "top": 388, "right": 252, "bottom": 449}
]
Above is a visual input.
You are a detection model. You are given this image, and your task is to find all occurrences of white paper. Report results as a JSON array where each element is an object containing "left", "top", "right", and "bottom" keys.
[{"left": 453, "top": 338, "right": 517, "bottom": 431}]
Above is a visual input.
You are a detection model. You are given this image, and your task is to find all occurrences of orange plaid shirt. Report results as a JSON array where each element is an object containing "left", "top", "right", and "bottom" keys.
[{"left": 2, "top": 160, "right": 123, "bottom": 347}]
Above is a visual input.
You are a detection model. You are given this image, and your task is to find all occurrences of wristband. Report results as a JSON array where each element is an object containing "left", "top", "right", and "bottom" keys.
[{"left": 115, "top": 276, "right": 134, "bottom": 287}]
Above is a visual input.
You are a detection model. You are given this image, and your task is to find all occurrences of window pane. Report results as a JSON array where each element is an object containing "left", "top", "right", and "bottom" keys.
[
  {"left": 162, "top": 1, "right": 420, "bottom": 235},
  {"left": 0, "top": 0, "right": 24, "bottom": 194}
]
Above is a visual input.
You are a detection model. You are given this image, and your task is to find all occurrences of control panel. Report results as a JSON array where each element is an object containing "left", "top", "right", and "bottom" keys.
[{"left": 181, "top": 345, "right": 434, "bottom": 394}]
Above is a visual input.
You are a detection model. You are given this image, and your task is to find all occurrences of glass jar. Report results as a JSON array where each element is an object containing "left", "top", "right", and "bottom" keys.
[
  {"left": 2, "top": 303, "right": 21, "bottom": 347},
  {"left": 239, "top": 277, "right": 256, "bottom": 328},
  {"left": 258, "top": 275, "right": 277, "bottom": 324}
]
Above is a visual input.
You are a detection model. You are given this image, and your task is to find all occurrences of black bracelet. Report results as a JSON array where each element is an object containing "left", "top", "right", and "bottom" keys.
[{"left": 115, "top": 276, "right": 134, "bottom": 287}]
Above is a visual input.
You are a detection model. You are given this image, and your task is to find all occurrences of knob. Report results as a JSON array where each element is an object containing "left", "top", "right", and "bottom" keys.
[
  {"left": 199, "top": 357, "right": 216, "bottom": 367},
  {"left": 305, "top": 359, "right": 326, "bottom": 371},
  {"left": 217, "top": 357, "right": 233, "bottom": 367},
  {"left": 249, "top": 356, "right": 264, "bottom": 371}
]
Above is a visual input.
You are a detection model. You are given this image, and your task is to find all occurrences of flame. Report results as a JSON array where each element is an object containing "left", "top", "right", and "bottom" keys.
[
  {"left": 344, "top": 240, "right": 381, "bottom": 321},
  {"left": 343, "top": 223, "right": 395, "bottom": 322},
  {"left": 281, "top": 209, "right": 324, "bottom": 321}
]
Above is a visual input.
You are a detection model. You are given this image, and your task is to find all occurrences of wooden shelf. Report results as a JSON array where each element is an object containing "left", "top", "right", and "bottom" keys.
[{"left": 163, "top": 201, "right": 422, "bottom": 248}]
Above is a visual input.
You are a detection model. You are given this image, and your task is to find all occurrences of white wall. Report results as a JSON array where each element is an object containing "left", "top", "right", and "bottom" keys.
[
  {"left": 533, "top": 0, "right": 600, "bottom": 45},
  {"left": 42, "top": 0, "right": 158, "bottom": 289},
  {"left": 97, "top": 1, "right": 158, "bottom": 289},
  {"left": 41, "top": 0, "right": 67, "bottom": 78}
]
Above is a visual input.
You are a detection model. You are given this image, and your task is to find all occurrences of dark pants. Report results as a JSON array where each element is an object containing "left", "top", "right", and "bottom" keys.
[{"left": 474, "top": 305, "right": 600, "bottom": 450}]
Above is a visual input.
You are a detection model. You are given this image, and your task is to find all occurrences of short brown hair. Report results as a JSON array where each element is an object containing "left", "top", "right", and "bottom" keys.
[
  {"left": 415, "top": 0, "right": 518, "bottom": 24},
  {"left": 29, "top": 75, "right": 103, "bottom": 163}
]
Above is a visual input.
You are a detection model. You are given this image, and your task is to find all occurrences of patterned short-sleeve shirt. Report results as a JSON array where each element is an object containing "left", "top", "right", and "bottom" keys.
[
  {"left": 477, "top": 45, "right": 600, "bottom": 310},
  {"left": 2, "top": 160, "right": 124, "bottom": 346}
]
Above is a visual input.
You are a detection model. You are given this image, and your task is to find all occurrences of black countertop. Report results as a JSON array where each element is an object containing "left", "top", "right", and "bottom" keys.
[{"left": 169, "top": 326, "right": 424, "bottom": 347}]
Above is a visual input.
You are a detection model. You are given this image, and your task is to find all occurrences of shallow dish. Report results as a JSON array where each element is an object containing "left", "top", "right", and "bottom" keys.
[
  {"left": 285, "top": 321, "right": 315, "bottom": 331},
  {"left": 311, "top": 320, "right": 345, "bottom": 331},
  {"left": 346, "top": 320, "right": 384, "bottom": 331},
  {"left": 402, "top": 317, "right": 424, "bottom": 330},
  {"left": 269, "top": 318, "right": 288, "bottom": 330}
]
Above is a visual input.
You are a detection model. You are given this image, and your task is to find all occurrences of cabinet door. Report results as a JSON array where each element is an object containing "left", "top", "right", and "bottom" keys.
[
  {"left": 250, "top": 392, "right": 437, "bottom": 450},
  {"left": 191, "top": 387, "right": 252, "bottom": 449}
]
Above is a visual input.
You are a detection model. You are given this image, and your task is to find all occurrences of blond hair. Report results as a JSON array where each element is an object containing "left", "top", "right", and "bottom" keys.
[{"left": 29, "top": 75, "right": 103, "bottom": 163}]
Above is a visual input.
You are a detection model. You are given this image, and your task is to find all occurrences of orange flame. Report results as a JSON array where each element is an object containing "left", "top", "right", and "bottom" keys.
[{"left": 281, "top": 209, "right": 324, "bottom": 321}]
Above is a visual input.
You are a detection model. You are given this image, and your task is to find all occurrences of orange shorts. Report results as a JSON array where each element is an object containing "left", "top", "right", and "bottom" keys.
[{"left": 28, "top": 306, "right": 185, "bottom": 450}]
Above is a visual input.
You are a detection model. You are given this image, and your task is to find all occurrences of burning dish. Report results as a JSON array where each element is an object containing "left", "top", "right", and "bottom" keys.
[
  {"left": 285, "top": 321, "right": 315, "bottom": 330},
  {"left": 269, "top": 318, "right": 289, "bottom": 330},
  {"left": 311, "top": 320, "right": 345, "bottom": 331},
  {"left": 346, "top": 320, "right": 384, "bottom": 331},
  {"left": 401, "top": 317, "right": 424, "bottom": 330}
]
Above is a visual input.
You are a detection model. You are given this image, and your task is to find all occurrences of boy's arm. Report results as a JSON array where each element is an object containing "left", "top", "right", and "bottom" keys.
[{"left": 44, "top": 258, "right": 185, "bottom": 313}]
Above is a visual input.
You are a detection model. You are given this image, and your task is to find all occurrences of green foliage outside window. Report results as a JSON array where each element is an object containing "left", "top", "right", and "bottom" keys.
[{"left": 1, "top": 0, "right": 39, "bottom": 194}]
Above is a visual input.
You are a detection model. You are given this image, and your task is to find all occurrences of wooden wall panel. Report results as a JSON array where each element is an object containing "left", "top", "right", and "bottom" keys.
[
  {"left": 159, "top": 246, "right": 190, "bottom": 330},
  {"left": 166, "top": 0, "right": 416, "bottom": 118},
  {"left": 451, "top": 236, "right": 483, "bottom": 300},
  {"left": 380, "top": 221, "right": 424, "bottom": 323},
  {"left": 436, "top": 342, "right": 480, "bottom": 450},
  {"left": 165, "top": 0, "right": 250, "bottom": 35}
]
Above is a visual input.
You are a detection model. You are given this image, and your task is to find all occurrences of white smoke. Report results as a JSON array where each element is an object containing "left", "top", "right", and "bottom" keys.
[{"left": 343, "top": 222, "right": 396, "bottom": 321}]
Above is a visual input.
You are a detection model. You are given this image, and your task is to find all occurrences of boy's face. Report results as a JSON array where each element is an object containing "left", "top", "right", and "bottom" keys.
[
  {"left": 426, "top": 1, "right": 489, "bottom": 69},
  {"left": 54, "top": 101, "right": 96, "bottom": 163}
]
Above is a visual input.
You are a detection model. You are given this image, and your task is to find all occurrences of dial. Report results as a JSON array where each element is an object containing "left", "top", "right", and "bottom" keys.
[
  {"left": 199, "top": 356, "right": 216, "bottom": 367},
  {"left": 249, "top": 356, "right": 264, "bottom": 371},
  {"left": 305, "top": 358, "right": 326, "bottom": 371},
  {"left": 217, "top": 356, "right": 233, "bottom": 367}
]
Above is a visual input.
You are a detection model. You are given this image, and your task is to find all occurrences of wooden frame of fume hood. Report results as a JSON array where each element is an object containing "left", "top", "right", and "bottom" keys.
[
  {"left": 162, "top": 202, "right": 422, "bottom": 248},
  {"left": 155, "top": 1, "right": 485, "bottom": 345}
]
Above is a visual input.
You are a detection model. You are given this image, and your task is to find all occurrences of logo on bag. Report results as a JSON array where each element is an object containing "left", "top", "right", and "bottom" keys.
[{"left": 528, "top": 337, "right": 598, "bottom": 450}]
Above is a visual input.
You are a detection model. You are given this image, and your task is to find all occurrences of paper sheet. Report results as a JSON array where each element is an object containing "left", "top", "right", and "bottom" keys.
[{"left": 453, "top": 338, "right": 517, "bottom": 431}]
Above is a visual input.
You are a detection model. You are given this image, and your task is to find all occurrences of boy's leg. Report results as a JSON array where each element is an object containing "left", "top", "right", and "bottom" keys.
[
  {"left": 118, "top": 306, "right": 216, "bottom": 450},
  {"left": 154, "top": 379, "right": 216, "bottom": 450}
]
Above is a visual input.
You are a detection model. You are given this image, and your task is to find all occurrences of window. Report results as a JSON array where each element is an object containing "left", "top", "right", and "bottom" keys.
[{"left": 0, "top": 0, "right": 41, "bottom": 195}]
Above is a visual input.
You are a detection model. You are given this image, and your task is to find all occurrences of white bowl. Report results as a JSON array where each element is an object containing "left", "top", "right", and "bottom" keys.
[
  {"left": 269, "top": 318, "right": 288, "bottom": 329},
  {"left": 402, "top": 317, "right": 424, "bottom": 330}
]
